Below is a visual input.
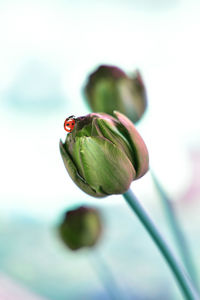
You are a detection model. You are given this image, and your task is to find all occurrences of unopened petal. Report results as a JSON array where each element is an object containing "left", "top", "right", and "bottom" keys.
[
  {"left": 59, "top": 140, "right": 106, "bottom": 197},
  {"left": 114, "top": 111, "right": 149, "bottom": 179},
  {"left": 79, "top": 136, "right": 136, "bottom": 195}
]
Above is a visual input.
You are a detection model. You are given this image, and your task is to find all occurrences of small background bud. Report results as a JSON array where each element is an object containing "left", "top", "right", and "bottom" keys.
[
  {"left": 84, "top": 65, "right": 147, "bottom": 123},
  {"left": 58, "top": 206, "right": 102, "bottom": 250}
]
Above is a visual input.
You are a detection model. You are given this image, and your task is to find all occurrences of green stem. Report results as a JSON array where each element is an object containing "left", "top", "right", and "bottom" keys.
[
  {"left": 151, "top": 170, "right": 198, "bottom": 288},
  {"left": 90, "top": 251, "right": 123, "bottom": 300},
  {"left": 123, "top": 189, "right": 199, "bottom": 300}
]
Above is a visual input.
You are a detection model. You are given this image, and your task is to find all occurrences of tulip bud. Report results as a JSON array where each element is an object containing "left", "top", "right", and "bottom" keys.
[
  {"left": 84, "top": 65, "right": 147, "bottom": 123},
  {"left": 60, "top": 111, "right": 149, "bottom": 197},
  {"left": 58, "top": 206, "right": 102, "bottom": 250}
]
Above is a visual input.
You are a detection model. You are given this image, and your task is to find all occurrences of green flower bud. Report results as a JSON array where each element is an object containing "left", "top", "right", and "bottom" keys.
[
  {"left": 58, "top": 206, "right": 102, "bottom": 250},
  {"left": 59, "top": 111, "right": 149, "bottom": 197},
  {"left": 84, "top": 65, "right": 147, "bottom": 123}
]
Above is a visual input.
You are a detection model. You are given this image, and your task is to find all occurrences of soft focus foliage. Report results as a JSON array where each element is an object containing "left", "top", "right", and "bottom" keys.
[
  {"left": 84, "top": 65, "right": 147, "bottom": 123},
  {"left": 58, "top": 206, "right": 102, "bottom": 250}
]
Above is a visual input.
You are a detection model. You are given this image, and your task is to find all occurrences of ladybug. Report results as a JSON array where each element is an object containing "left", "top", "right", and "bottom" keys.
[{"left": 64, "top": 115, "right": 76, "bottom": 133}]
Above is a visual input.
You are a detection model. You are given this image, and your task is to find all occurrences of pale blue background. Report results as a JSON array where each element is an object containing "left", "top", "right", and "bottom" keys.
[{"left": 0, "top": 0, "right": 200, "bottom": 299}]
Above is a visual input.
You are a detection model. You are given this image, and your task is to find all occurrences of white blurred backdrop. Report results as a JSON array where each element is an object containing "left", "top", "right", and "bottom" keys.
[{"left": 0, "top": 0, "right": 200, "bottom": 218}]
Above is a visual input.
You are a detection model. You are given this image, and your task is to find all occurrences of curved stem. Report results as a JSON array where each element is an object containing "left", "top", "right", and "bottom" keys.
[
  {"left": 90, "top": 251, "right": 123, "bottom": 300},
  {"left": 151, "top": 170, "right": 198, "bottom": 288},
  {"left": 123, "top": 189, "right": 199, "bottom": 300}
]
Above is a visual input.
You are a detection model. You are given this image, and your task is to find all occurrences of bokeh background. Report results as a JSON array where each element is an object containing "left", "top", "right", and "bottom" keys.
[{"left": 0, "top": 0, "right": 200, "bottom": 299}]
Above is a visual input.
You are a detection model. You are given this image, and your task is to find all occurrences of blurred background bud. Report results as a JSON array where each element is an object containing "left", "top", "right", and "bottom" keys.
[
  {"left": 60, "top": 111, "right": 149, "bottom": 197},
  {"left": 84, "top": 65, "right": 147, "bottom": 123},
  {"left": 58, "top": 206, "right": 102, "bottom": 250}
]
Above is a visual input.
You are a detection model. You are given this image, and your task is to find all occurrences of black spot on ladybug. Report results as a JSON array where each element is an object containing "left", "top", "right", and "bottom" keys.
[{"left": 67, "top": 123, "right": 69, "bottom": 126}]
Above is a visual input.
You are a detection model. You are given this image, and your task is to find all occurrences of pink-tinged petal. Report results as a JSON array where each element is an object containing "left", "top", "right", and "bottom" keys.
[{"left": 114, "top": 111, "right": 149, "bottom": 179}]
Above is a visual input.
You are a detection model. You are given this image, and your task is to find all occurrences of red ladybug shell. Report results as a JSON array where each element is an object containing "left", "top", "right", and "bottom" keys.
[{"left": 64, "top": 116, "right": 76, "bottom": 133}]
